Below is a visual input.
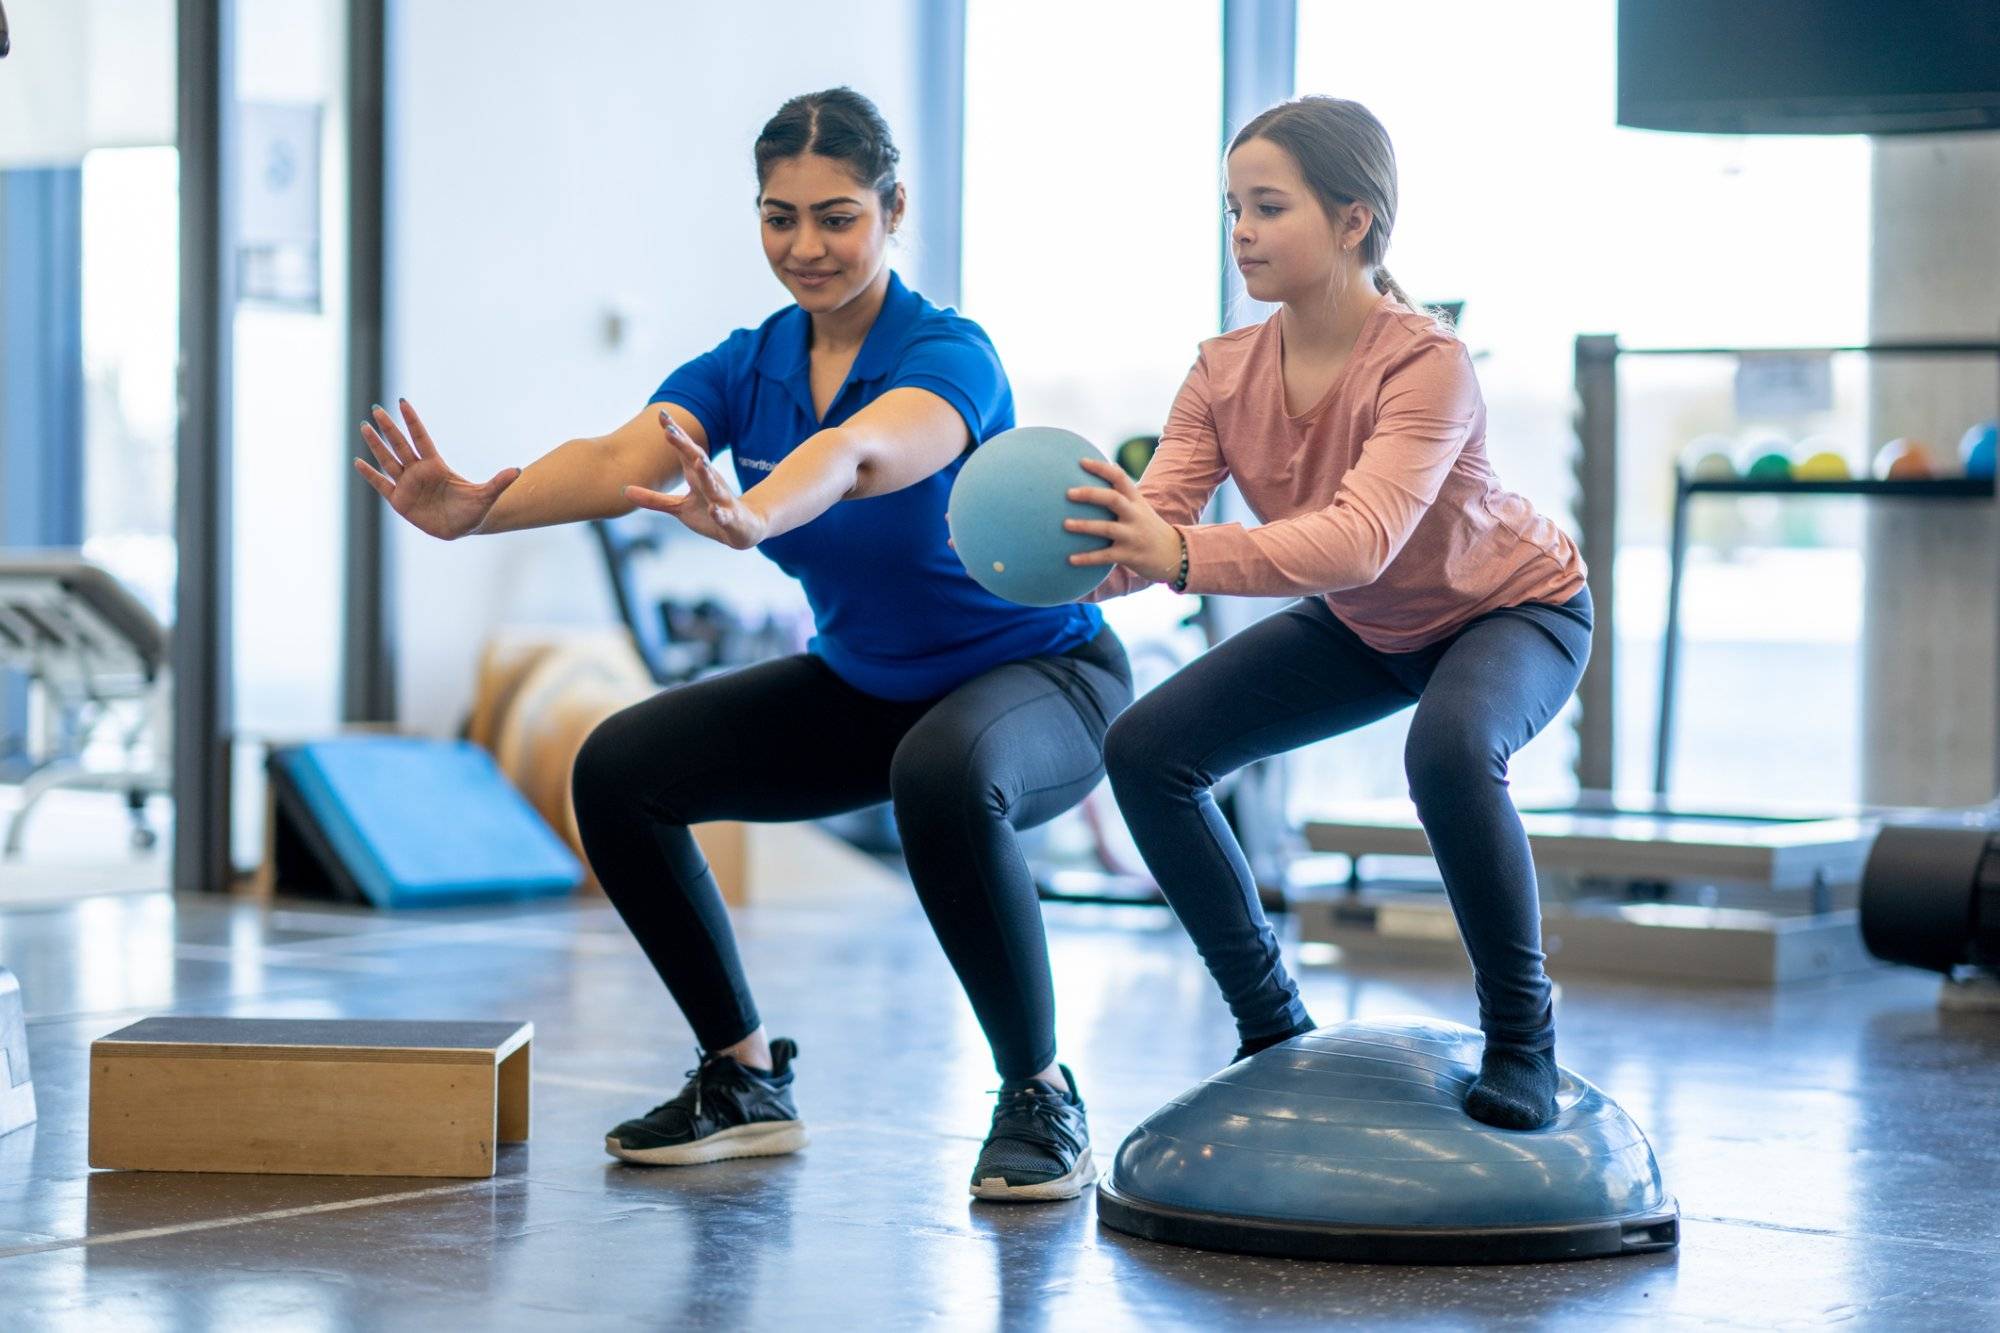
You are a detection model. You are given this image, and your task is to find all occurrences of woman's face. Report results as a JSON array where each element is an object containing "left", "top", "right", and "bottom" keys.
[
  {"left": 758, "top": 153, "right": 902, "bottom": 317},
  {"left": 1224, "top": 137, "right": 1371, "bottom": 307}
]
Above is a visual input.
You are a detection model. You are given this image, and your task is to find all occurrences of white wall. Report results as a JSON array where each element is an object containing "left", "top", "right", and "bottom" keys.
[
  {"left": 0, "top": 0, "right": 174, "bottom": 168},
  {"left": 1863, "top": 133, "right": 2000, "bottom": 805},
  {"left": 387, "top": 1, "right": 931, "bottom": 735}
]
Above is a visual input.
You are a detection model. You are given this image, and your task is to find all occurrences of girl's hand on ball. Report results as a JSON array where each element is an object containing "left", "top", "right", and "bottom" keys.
[
  {"left": 354, "top": 399, "right": 520, "bottom": 541},
  {"left": 626, "top": 410, "right": 770, "bottom": 550},
  {"left": 1064, "top": 457, "right": 1182, "bottom": 582}
]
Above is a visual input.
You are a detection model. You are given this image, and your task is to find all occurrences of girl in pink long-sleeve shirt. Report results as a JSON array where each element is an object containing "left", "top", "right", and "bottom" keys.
[{"left": 1066, "top": 97, "right": 1590, "bottom": 1131}]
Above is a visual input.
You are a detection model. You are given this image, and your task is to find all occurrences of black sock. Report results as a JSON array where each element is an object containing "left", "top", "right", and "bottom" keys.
[
  {"left": 1464, "top": 1045, "right": 1558, "bottom": 1130},
  {"left": 1232, "top": 1021, "right": 1315, "bottom": 1064}
]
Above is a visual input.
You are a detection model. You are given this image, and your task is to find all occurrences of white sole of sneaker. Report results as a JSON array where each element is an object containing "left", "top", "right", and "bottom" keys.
[
  {"left": 604, "top": 1119, "right": 808, "bottom": 1167},
  {"left": 968, "top": 1146, "right": 1096, "bottom": 1202}
]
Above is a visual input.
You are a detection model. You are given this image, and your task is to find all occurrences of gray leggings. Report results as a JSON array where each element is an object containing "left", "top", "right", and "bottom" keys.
[{"left": 1104, "top": 588, "right": 1592, "bottom": 1052}]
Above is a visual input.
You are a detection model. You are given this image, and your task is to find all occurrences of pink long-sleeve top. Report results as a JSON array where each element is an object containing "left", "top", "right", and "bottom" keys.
[{"left": 1089, "top": 300, "right": 1586, "bottom": 653}]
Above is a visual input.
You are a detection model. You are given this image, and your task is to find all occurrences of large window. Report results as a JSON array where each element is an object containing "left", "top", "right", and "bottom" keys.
[
  {"left": 1293, "top": 0, "right": 1873, "bottom": 810},
  {"left": 80, "top": 146, "right": 179, "bottom": 619},
  {"left": 963, "top": 0, "right": 1224, "bottom": 454},
  {"left": 963, "top": 0, "right": 1226, "bottom": 689}
]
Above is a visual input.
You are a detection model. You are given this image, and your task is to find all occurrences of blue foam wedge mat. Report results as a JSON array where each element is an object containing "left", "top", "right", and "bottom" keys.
[{"left": 267, "top": 737, "right": 582, "bottom": 908}]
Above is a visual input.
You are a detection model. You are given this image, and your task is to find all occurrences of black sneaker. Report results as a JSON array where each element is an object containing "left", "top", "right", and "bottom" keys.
[
  {"left": 604, "top": 1038, "right": 807, "bottom": 1166},
  {"left": 968, "top": 1065, "right": 1094, "bottom": 1201}
]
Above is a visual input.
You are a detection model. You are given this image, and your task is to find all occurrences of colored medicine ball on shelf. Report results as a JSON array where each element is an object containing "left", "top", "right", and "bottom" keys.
[
  {"left": 1794, "top": 450, "right": 1851, "bottom": 481},
  {"left": 1680, "top": 435, "right": 1737, "bottom": 481},
  {"left": 1960, "top": 421, "right": 1998, "bottom": 480},
  {"left": 1743, "top": 448, "right": 1794, "bottom": 483},
  {"left": 1872, "top": 438, "right": 1937, "bottom": 481}
]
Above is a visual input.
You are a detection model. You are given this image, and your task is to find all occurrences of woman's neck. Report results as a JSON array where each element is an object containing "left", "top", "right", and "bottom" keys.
[
  {"left": 809, "top": 266, "right": 892, "bottom": 355},
  {"left": 1280, "top": 269, "right": 1385, "bottom": 359}
]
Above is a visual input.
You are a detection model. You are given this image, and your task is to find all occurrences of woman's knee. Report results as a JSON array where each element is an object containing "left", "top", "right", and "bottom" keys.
[
  {"left": 571, "top": 699, "right": 694, "bottom": 823},
  {"left": 889, "top": 734, "right": 998, "bottom": 831},
  {"left": 571, "top": 713, "right": 631, "bottom": 803}
]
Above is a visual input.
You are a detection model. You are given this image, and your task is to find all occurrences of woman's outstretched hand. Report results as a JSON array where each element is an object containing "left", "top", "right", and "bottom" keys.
[
  {"left": 355, "top": 400, "right": 520, "bottom": 540},
  {"left": 1064, "top": 456, "right": 1183, "bottom": 583},
  {"left": 624, "top": 410, "right": 770, "bottom": 550}
]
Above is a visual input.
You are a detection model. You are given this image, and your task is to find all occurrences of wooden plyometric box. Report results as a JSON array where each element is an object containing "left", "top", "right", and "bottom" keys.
[{"left": 89, "top": 1017, "right": 532, "bottom": 1178}]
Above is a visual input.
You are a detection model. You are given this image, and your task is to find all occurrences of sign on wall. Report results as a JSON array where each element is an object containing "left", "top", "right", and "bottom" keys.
[{"left": 236, "top": 100, "right": 321, "bottom": 310}]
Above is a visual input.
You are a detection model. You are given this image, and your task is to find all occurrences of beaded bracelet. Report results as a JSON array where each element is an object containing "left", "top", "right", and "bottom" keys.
[{"left": 1169, "top": 531, "right": 1190, "bottom": 593}]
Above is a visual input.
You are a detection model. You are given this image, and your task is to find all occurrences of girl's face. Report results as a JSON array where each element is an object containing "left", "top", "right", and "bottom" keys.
[
  {"left": 758, "top": 153, "right": 903, "bottom": 317},
  {"left": 1224, "top": 137, "right": 1373, "bottom": 308}
]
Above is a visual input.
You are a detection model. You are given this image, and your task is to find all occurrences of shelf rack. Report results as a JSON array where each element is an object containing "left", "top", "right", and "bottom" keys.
[{"left": 1570, "top": 335, "right": 2000, "bottom": 798}]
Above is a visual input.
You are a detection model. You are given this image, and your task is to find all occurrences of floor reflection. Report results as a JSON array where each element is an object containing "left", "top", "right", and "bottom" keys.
[{"left": 0, "top": 889, "right": 1988, "bottom": 1327}]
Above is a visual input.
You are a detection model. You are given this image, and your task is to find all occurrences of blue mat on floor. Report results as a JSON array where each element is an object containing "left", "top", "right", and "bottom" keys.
[{"left": 267, "top": 737, "right": 581, "bottom": 908}]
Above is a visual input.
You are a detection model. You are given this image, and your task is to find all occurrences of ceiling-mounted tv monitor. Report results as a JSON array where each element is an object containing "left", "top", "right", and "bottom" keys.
[{"left": 1618, "top": 0, "right": 2000, "bottom": 135}]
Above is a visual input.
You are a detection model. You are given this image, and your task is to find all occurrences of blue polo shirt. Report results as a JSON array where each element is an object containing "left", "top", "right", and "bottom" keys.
[{"left": 650, "top": 271, "right": 1103, "bottom": 701}]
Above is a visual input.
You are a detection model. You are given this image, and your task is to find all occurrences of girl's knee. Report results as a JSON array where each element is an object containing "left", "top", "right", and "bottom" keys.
[
  {"left": 1404, "top": 719, "right": 1501, "bottom": 797},
  {"left": 1103, "top": 704, "right": 1176, "bottom": 785}
]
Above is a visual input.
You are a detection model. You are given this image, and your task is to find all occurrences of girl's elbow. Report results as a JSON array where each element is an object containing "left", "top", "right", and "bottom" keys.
[{"left": 1307, "top": 558, "right": 1385, "bottom": 596}]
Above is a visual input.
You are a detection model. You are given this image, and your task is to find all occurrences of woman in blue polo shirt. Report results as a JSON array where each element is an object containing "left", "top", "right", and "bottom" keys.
[{"left": 355, "top": 89, "right": 1128, "bottom": 1201}]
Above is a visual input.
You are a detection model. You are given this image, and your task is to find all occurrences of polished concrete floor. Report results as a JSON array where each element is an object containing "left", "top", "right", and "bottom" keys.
[{"left": 1, "top": 882, "right": 1997, "bottom": 1330}]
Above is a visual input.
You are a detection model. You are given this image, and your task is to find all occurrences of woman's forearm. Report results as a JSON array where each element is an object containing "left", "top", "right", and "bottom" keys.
[{"left": 474, "top": 435, "right": 657, "bottom": 535}]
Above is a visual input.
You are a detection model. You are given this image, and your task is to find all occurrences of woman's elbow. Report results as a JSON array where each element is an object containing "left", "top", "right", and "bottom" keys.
[{"left": 836, "top": 435, "right": 886, "bottom": 498}]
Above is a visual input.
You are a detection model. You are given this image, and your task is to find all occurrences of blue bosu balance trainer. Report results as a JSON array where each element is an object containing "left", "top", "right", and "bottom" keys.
[
  {"left": 266, "top": 737, "right": 582, "bottom": 909},
  {"left": 1097, "top": 1017, "right": 1679, "bottom": 1264}
]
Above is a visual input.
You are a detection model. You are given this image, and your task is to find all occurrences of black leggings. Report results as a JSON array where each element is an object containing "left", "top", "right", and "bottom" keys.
[
  {"left": 571, "top": 628, "right": 1132, "bottom": 1080},
  {"left": 1105, "top": 591, "right": 1592, "bottom": 1053}
]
